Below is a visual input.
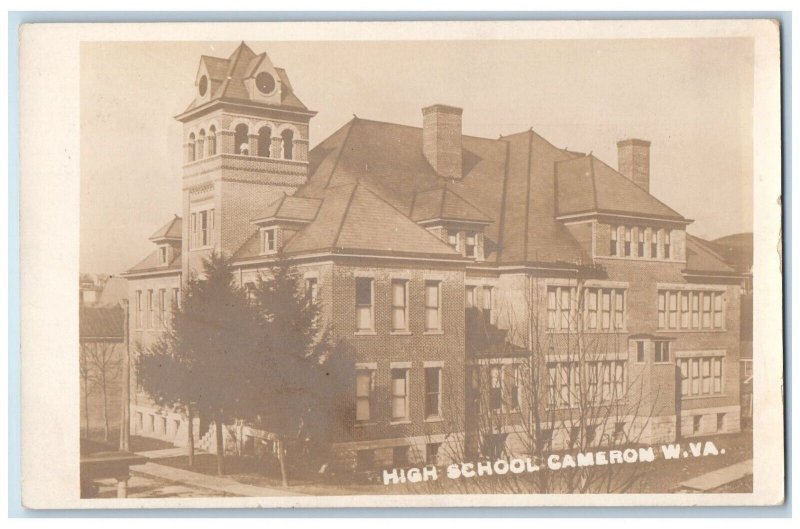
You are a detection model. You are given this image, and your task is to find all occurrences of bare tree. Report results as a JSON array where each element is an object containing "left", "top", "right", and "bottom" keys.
[
  {"left": 79, "top": 344, "right": 94, "bottom": 439},
  {"left": 85, "top": 341, "right": 122, "bottom": 442}
]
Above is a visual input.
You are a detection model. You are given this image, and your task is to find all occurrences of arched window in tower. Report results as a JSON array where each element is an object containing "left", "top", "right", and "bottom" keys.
[
  {"left": 234, "top": 123, "right": 249, "bottom": 155},
  {"left": 207, "top": 125, "right": 217, "bottom": 156},
  {"left": 188, "top": 132, "right": 196, "bottom": 162},
  {"left": 281, "top": 129, "right": 294, "bottom": 160},
  {"left": 197, "top": 129, "right": 206, "bottom": 160},
  {"left": 258, "top": 126, "right": 271, "bottom": 158}
]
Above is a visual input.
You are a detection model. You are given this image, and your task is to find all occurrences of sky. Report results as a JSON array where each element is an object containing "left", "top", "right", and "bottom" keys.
[{"left": 80, "top": 38, "right": 754, "bottom": 275}]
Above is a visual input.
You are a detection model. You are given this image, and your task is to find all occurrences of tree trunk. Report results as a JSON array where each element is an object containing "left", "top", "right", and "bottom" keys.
[
  {"left": 187, "top": 407, "right": 195, "bottom": 468},
  {"left": 102, "top": 377, "right": 110, "bottom": 442},
  {"left": 277, "top": 438, "right": 288, "bottom": 487},
  {"left": 83, "top": 385, "right": 90, "bottom": 439},
  {"left": 215, "top": 418, "right": 225, "bottom": 475}
]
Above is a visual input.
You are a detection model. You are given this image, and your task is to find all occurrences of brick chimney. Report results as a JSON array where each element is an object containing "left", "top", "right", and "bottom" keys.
[
  {"left": 617, "top": 138, "right": 651, "bottom": 192},
  {"left": 422, "top": 104, "right": 463, "bottom": 179}
]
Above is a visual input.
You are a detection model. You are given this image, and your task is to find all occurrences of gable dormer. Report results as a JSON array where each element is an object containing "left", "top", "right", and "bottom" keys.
[
  {"left": 149, "top": 216, "right": 182, "bottom": 267},
  {"left": 251, "top": 194, "right": 321, "bottom": 255},
  {"left": 410, "top": 186, "right": 492, "bottom": 261},
  {"left": 243, "top": 52, "right": 283, "bottom": 106}
]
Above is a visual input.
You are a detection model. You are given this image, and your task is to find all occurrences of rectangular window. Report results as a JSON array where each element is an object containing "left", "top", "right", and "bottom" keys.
[
  {"left": 654, "top": 341, "right": 670, "bottom": 363},
  {"left": 548, "top": 286, "right": 577, "bottom": 331},
  {"left": 693, "top": 415, "right": 702, "bottom": 434},
  {"left": 664, "top": 231, "right": 671, "bottom": 259},
  {"left": 716, "top": 413, "right": 726, "bottom": 432},
  {"left": 305, "top": 278, "right": 318, "bottom": 302},
  {"left": 465, "top": 232, "right": 476, "bottom": 257},
  {"left": 677, "top": 357, "right": 723, "bottom": 397},
  {"left": 511, "top": 365, "right": 521, "bottom": 409},
  {"left": 424, "top": 367, "right": 442, "bottom": 418},
  {"left": 547, "top": 288, "right": 557, "bottom": 330},
  {"left": 610, "top": 227, "right": 618, "bottom": 256},
  {"left": 355, "top": 277, "right": 374, "bottom": 332},
  {"left": 391, "top": 280, "right": 408, "bottom": 332},
  {"left": 601, "top": 290, "right": 611, "bottom": 330},
  {"left": 147, "top": 290, "right": 154, "bottom": 329},
  {"left": 614, "top": 289, "right": 625, "bottom": 330},
  {"left": 669, "top": 291, "right": 678, "bottom": 329},
  {"left": 465, "top": 285, "right": 476, "bottom": 308},
  {"left": 447, "top": 231, "right": 457, "bottom": 248},
  {"left": 638, "top": 229, "right": 645, "bottom": 256},
  {"left": 172, "top": 287, "right": 181, "bottom": 310},
  {"left": 425, "top": 281, "right": 442, "bottom": 331},
  {"left": 624, "top": 227, "right": 631, "bottom": 256},
  {"left": 482, "top": 286, "right": 493, "bottom": 322},
  {"left": 135, "top": 290, "right": 143, "bottom": 328},
  {"left": 159, "top": 246, "right": 168, "bottom": 265},
  {"left": 262, "top": 228, "right": 276, "bottom": 253},
  {"left": 657, "top": 291, "right": 666, "bottom": 328},
  {"left": 560, "top": 288, "right": 571, "bottom": 329},
  {"left": 158, "top": 289, "right": 166, "bottom": 329},
  {"left": 680, "top": 292, "right": 690, "bottom": 329},
  {"left": 391, "top": 369, "right": 409, "bottom": 421},
  {"left": 651, "top": 231, "right": 658, "bottom": 258},
  {"left": 636, "top": 341, "right": 646, "bottom": 363},
  {"left": 587, "top": 290, "right": 598, "bottom": 330},
  {"left": 713, "top": 292, "right": 724, "bottom": 328},
  {"left": 490, "top": 366, "right": 503, "bottom": 411},
  {"left": 691, "top": 292, "right": 700, "bottom": 328},
  {"left": 190, "top": 212, "right": 197, "bottom": 248},
  {"left": 355, "top": 368, "right": 375, "bottom": 422},
  {"left": 702, "top": 293, "right": 712, "bottom": 328},
  {"left": 426, "top": 443, "right": 441, "bottom": 466}
]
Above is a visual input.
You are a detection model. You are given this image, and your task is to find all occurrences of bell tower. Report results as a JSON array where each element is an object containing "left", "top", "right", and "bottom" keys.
[{"left": 175, "top": 42, "right": 316, "bottom": 279}]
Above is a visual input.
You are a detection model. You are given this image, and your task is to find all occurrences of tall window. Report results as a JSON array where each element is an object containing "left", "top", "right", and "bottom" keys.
[
  {"left": 191, "top": 209, "right": 214, "bottom": 248},
  {"left": 601, "top": 289, "right": 611, "bottom": 330},
  {"left": 490, "top": 367, "right": 502, "bottom": 411},
  {"left": 587, "top": 289, "right": 598, "bottom": 329},
  {"left": 135, "top": 290, "right": 143, "bottom": 328},
  {"left": 636, "top": 340, "right": 646, "bottom": 363},
  {"left": 610, "top": 227, "right": 618, "bottom": 256},
  {"left": 355, "top": 278, "right": 374, "bottom": 332},
  {"left": 447, "top": 231, "right": 457, "bottom": 249},
  {"left": 197, "top": 129, "right": 205, "bottom": 160},
  {"left": 482, "top": 286, "right": 493, "bottom": 323},
  {"left": 624, "top": 227, "right": 632, "bottom": 256},
  {"left": 664, "top": 231, "right": 671, "bottom": 259},
  {"left": 465, "top": 232, "right": 476, "bottom": 257},
  {"left": 425, "top": 281, "right": 442, "bottom": 332},
  {"left": 654, "top": 341, "right": 670, "bottom": 363},
  {"left": 638, "top": 229, "right": 645, "bottom": 256},
  {"left": 391, "top": 280, "right": 409, "bottom": 332},
  {"left": 391, "top": 368, "right": 409, "bottom": 421},
  {"left": 281, "top": 129, "right": 294, "bottom": 160},
  {"left": 355, "top": 368, "right": 375, "bottom": 422},
  {"left": 678, "top": 357, "right": 723, "bottom": 397},
  {"left": 614, "top": 290, "right": 625, "bottom": 330},
  {"left": 147, "top": 290, "right": 154, "bottom": 329},
  {"left": 172, "top": 287, "right": 180, "bottom": 310},
  {"left": 234, "top": 123, "right": 249, "bottom": 155},
  {"left": 188, "top": 133, "right": 196, "bottom": 162},
  {"left": 305, "top": 277, "right": 318, "bottom": 302},
  {"left": 424, "top": 367, "right": 442, "bottom": 418},
  {"left": 207, "top": 125, "right": 216, "bottom": 155},
  {"left": 465, "top": 285, "right": 476, "bottom": 308},
  {"left": 651, "top": 231, "right": 658, "bottom": 258},
  {"left": 257, "top": 126, "right": 271, "bottom": 157},
  {"left": 158, "top": 246, "right": 168, "bottom": 265},
  {"left": 659, "top": 289, "right": 724, "bottom": 330},
  {"left": 547, "top": 285, "right": 576, "bottom": 331},
  {"left": 158, "top": 289, "right": 166, "bottom": 329},
  {"left": 262, "top": 228, "right": 276, "bottom": 254},
  {"left": 510, "top": 365, "right": 521, "bottom": 409}
]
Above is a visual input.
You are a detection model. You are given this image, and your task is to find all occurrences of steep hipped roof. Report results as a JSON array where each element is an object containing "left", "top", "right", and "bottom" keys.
[
  {"left": 300, "top": 118, "right": 593, "bottom": 266},
  {"left": 149, "top": 216, "right": 182, "bottom": 241},
  {"left": 126, "top": 248, "right": 182, "bottom": 274},
  {"left": 410, "top": 185, "right": 493, "bottom": 224},
  {"left": 80, "top": 306, "right": 124, "bottom": 343},
  {"left": 182, "top": 42, "right": 308, "bottom": 114},
  {"left": 234, "top": 182, "right": 464, "bottom": 261},
  {"left": 97, "top": 276, "right": 128, "bottom": 307},
  {"left": 555, "top": 155, "right": 685, "bottom": 221},
  {"left": 253, "top": 194, "right": 322, "bottom": 223}
]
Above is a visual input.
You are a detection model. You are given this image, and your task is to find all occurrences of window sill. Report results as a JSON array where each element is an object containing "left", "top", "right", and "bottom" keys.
[
  {"left": 189, "top": 246, "right": 214, "bottom": 252},
  {"left": 354, "top": 421, "right": 377, "bottom": 428},
  {"left": 423, "top": 330, "right": 444, "bottom": 336},
  {"left": 424, "top": 416, "right": 444, "bottom": 423},
  {"left": 354, "top": 330, "right": 378, "bottom": 336},
  {"left": 681, "top": 394, "right": 727, "bottom": 401},
  {"left": 390, "top": 331, "right": 412, "bottom": 336},
  {"left": 390, "top": 419, "right": 412, "bottom": 426},
  {"left": 656, "top": 328, "right": 727, "bottom": 333}
]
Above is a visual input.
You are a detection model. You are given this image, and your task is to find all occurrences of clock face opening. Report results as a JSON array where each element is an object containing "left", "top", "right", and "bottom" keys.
[
  {"left": 256, "top": 72, "right": 276, "bottom": 95},
  {"left": 198, "top": 75, "right": 208, "bottom": 96}
]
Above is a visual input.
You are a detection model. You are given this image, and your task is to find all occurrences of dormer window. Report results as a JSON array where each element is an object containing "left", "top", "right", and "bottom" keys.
[
  {"left": 262, "top": 227, "right": 277, "bottom": 254},
  {"left": 465, "top": 232, "right": 476, "bottom": 258},
  {"left": 664, "top": 231, "right": 671, "bottom": 259},
  {"left": 158, "top": 246, "right": 168, "bottom": 265},
  {"left": 447, "top": 231, "right": 457, "bottom": 248}
]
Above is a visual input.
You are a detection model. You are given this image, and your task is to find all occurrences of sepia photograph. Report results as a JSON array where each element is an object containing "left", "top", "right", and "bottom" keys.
[{"left": 18, "top": 19, "right": 784, "bottom": 509}]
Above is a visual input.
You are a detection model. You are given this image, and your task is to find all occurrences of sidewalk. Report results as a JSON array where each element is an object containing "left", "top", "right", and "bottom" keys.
[
  {"left": 676, "top": 459, "right": 753, "bottom": 492},
  {"left": 130, "top": 461, "right": 303, "bottom": 497}
]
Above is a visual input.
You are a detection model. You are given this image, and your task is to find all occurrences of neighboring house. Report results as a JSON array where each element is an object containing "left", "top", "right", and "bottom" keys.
[
  {"left": 710, "top": 233, "right": 754, "bottom": 426},
  {"left": 123, "top": 42, "right": 746, "bottom": 470}
]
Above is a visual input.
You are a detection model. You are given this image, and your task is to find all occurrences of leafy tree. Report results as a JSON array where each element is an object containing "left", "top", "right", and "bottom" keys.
[{"left": 138, "top": 252, "right": 264, "bottom": 475}]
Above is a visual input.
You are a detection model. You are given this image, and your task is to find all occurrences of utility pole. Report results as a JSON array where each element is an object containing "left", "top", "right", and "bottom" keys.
[{"left": 119, "top": 298, "right": 130, "bottom": 452}]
